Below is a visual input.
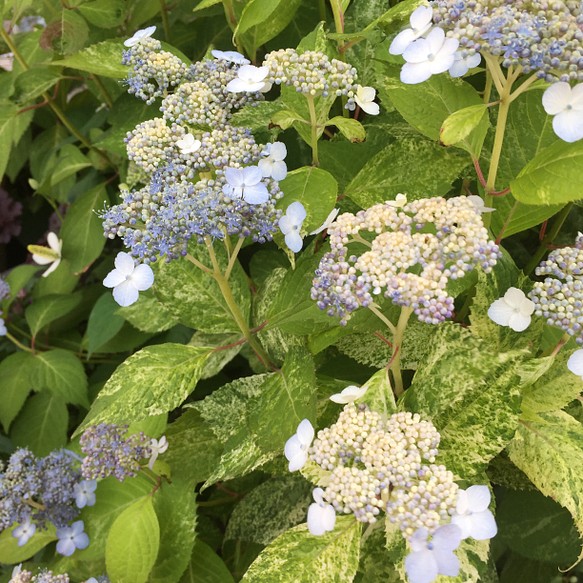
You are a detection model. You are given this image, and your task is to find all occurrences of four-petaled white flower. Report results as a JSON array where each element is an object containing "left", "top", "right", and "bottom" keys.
[
  {"left": 211, "top": 49, "right": 250, "bottom": 65},
  {"left": 284, "top": 418, "right": 314, "bottom": 471},
  {"left": 542, "top": 82, "right": 583, "bottom": 143},
  {"left": 307, "top": 488, "right": 336, "bottom": 536},
  {"left": 176, "top": 133, "right": 202, "bottom": 154},
  {"left": 278, "top": 201, "right": 306, "bottom": 253},
  {"left": 467, "top": 195, "right": 495, "bottom": 213},
  {"left": 259, "top": 142, "right": 288, "bottom": 181},
  {"left": 12, "top": 517, "right": 36, "bottom": 547},
  {"left": 310, "top": 208, "right": 339, "bottom": 235},
  {"left": 226, "top": 65, "right": 271, "bottom": 93},
  {"left": 404, "top": 524, "right": 463, "bottom": 583},
  {"left": 401, "top": 27, "right": 459, "bottom": 85},
  {"left": 354, "top": 86, "right": 380, "bottom": 115},
  {"left": 387, "top": 193, "right": 408, "bottom": 208},
  {"left": 329, "top": 385, "right": 367, "bottom": 404},
  {"left": 222, "top": 166, "right": 269, "bottom": 205},
  {"left": 449, "top": 51, "right": 481, "bottom": 78},
  {"left": 487, "top": 287, "right": 535, "bottom": 332},
  {"left": 148, "top": 435, "right": 169, "bottom": 470},
  {"left": 103, "top": 252, "right": 155, "bottom": 308},
  {"left": 74, "top": 480, "right": 97, "bottom": 509},
  {"left": 451, "top": 485, "right": 497, "bottom": 540},
  {"left": 389, "top": 5, "right": 434, "bottom": 55},
  {"left": 567, "top": 349, "right": 583, "bottom": 379},
  {"left": 56, "top": 520, "right": 89, "bottom": 557},
  {"left": 124, "top": 26, "right": 156, "bottom": 48},
  {"left": 29, "top": 232, "right": 62, "bottom": 278},
  {"left": 0, "top": 317, "right": 6, "bottom": 337}
]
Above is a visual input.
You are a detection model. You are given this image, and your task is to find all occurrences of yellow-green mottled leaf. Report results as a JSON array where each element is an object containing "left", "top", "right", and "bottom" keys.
[
  {"left": 106, "top": 497, "right": 160, "bottom": 583},
  {"left": 241, "top": 517, "right": 361, "bottom": 583},
  {"left": 508, "top": 410, "right": 583, "bottom": 561},
  {"left": 117, "top": 293, "right": 179, "bottom": 333},
  {"left": 327, "top": 116, "right": 366, "bottom": 142},
  {"left": 51, "top": 39, "right": 128, "bottom": 78},
  {"left": 271, "top": 108, "right": 307, "bottom": 130},
  {"left": 78, "top": 344, "right": 210, "bottom": 430},
  {"left": 361, "top": 367, "right": 396, "bottom": 416},
  {"left": 440, "top": 104, "right": 488, "bottom": 147}
]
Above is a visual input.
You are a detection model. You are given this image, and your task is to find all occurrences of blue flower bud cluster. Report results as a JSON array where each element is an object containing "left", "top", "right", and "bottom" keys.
[
  {"left": 311, "top": 196, "right": 500, "bottom": 325},
  {"left": 528, "top": 233, "right": 583, "bottom": 343},
  {"left": 309, "top": 404, "right": 458, "bottom": 538},
  {"left": 431, "top": 0, "right": 583, "bottom": 82},
  {"left": 0, "top": 449, "right": 82, "bottom": 531},
  {"left": 79, "top": 424, "right": 151, "bottom": 481},
  {"left": 103, "top": 32, "right": 283, "bottom": 262},
  {"left": 263, "top": 48, "right": 358, "bottom": 96},
  {"left": 9, "top": 568, "right": 109, "bottom": 583}
]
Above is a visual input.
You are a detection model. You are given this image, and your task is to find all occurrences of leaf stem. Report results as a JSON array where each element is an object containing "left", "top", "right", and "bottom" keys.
[
  {"left": 388, "top": 307, "right": 413, "bottom": 397},
  {"left": 306, "top": 95, "right": 320, "bottom": 166},
  {"left": 225, "top": 237, "right": 244, "bottom": 280},
  {"left": 5, "top": 331, "right": 34, "bottom": 353},
  {"left": 368, "top": 304, "right": 396, "bottom": 335}
]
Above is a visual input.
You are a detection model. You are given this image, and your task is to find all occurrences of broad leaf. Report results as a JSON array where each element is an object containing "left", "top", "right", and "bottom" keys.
[
  {"left": 0, "top": 352, "right": 34, "bottom": 432},
  {"left": 51, "top": 39, "right": 128, "bottom": 78},
  {"left": 25, "top": 293, "right": 82, "bottom": 337}
]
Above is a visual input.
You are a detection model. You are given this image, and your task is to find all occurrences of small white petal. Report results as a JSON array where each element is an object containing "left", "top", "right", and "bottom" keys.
[
  {"left": 403, "top": 37, "right": 432, "bottom": 64},
  {"left": 433, "top": 547, "right": 460, "bottom": 577},
  {"left": 211, "top": 49, "right": 250, "bottom": 65},
  {"left": 467, "top": 510, "right": 498, "bottom": 540},
  {"left": 288, "top": 450, "right": 308, "bottom": 472},
  {"left": 286, "top": 201, "right": 307, "bottom": 223},
  {"left": 269, "top": 142, "right": 287, "bottom": 161},
  {"left": 309, "top": 208, "right": 339, "bottom": 235},
  {"left": 47, "top": 232, "right": 62, "bottom": 254},
  {"left": 329, "top": 385, "right": 367, "bottom": 404},
  {"left": 508, "top": 312, "right": 532, "bottom": 332},
  {"left": 400, "top": 61, "right": 434, "bottom": 84},
  {"left": 296, "top": 419, "right": 315, "bottom": 445},
  {"left": 112, "top": 280, "right": 140, "bottom": 307},
  {"left": 465, "top": 485, "right": 491, "bottom": 512},
  {"left": 487, "top": 298, "right": 513, "bottom": 326},
  {"left": 567, "top": 349, "right": 583, "bottom": 377},
  {"left": 270, "top": 160, "right": 288, "bottom": 181},
  {"left": 552, "top": 109, "right": 583, "bottom": 142},
  {"left": 389, "top": 28, "right": 417, "bottom": 55},
  {"left": 542, "top": 82, "right": 572, "bottom": 115},
  {"left": 432, "top": 524, "right": 463, "bottom": 551},
  {"left": 284, "top": 232, "right": 303, "bottom": 253},
  {"left": 405, "top": 549, "right": 439, "bottom": 583},
  {"left": 103, "top": 269, "right": 126, "bottom": 288},
  {"left": 32, "top": 253, "right": 54, "bottom": 265},
  {"left": 409, "top": 5, "right": 433, "bottom": 31},
  {"left": 307, "top": 502, "right": 336, "bottom": 535},
  {"left": 114, "top": 252, "right": 136, "bottom": 276},
  {"left": 130, "top": 264, "right": 154, "bottom": 291},
  {"left": 42, "top": 258, "right": 61, "bottom": 278},
  {"left": 284, "top": 434, "right": 302, "bottom": 463},
  {"left": 242, "top": 183, "right": 269, "bottom": 205},
  {"left": 312, "top": 487, "right": 325, "bottom": 504},
  {"left": 225, "top": 167, "right": 245, "bottom": 187}
]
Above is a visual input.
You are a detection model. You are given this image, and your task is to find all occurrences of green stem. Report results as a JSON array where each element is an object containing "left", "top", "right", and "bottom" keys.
[
  {"left": 5, "top": 331, "right": 33, "bottom": 353},
  {"left": 91, "top": 74, "right": 114, "bottom": 109},
  {"left": 225, "top": 237, "right": 244, "bottom": 280},
  {"left": 318, "top": 0, "right": 327, "bottom": 21},
  {"left": 368, "top": 304, "right": 396, "bottom": 335},
  {"left": 306, "top": 95, "right": 320, "bottom": 166},
  {"left": 199, "top": 239, "right": 273, "bottom": 368},
  {"left": 329, "top": 0, "right": 345, "bottom": 51},
  {"left": 389, "top": 307, "right": 413, "bottom": 398},
  {"left": 159, "top": 0, "right": 171, "bottom": 43},
  {"left": 524, "top": 203, "right": 573, "bottom": 276}
]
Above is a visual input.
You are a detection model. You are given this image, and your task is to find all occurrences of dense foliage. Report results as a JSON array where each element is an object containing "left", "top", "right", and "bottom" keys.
[{"left": 0, "top": 0, "right": 582, "bottom": 582}]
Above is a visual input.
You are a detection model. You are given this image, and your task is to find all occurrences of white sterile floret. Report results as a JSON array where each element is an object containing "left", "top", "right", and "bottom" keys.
[
  {"left": 354, "top": 86, "right": 380, "bottom": 115},
  {"left": 329, "top": 385, "right": 367, "bottom": 404},
  {"left": 389, "top": 5, "right": 434, "bottom": 55},
  {"left": 451, "top": 485, "right": 497, "bottom": 540},
  {"left": 211, "top": 49, "right": 250, "bottom": 65},
  {"left": 449, "top": 51, "right": 481, "bottom": 78},
  {"left": 103, "top": 252, "right": 155, "bottom": 307},
  {"left": 148, "top": 435, "right": 169, "bottom": 470},
  {"left": 387, "top": 193, "right": 408, "bottom": 208},
  {"left": 124, "top": 26, "right": 156, "bottom": 48},
  {"left": 487, "top": 287, "right": 535, "bottom": 332},
  {"left": 12, "top": 517, "right": 36, "bottom": 547},
  {"left": 542, "top": 82, "right": 583, "bottom": 143},
  {"left": 222, "top": 166, "right": 269, "bottom": 205},
  {"left": 279, "top": 201, "right": 306, "bottom": 253},
  {"left": 310, "top": 208, "right": 339, "bottom": 235},
  {"left": 30, "top": 232, "right": 62, "bottom": 278},
  {"left": 226, "top": 65, "right": 270, "bottom": 93},
  {"left": 176, "top": 133, "right": 202, "bottom": 154},
  {"left": 258, "top": 142, "right": 288, "bottom": 181},
  {"left": 404, "top": 524, "right": 463, "bottom": 583},
  {"left": 307, "top": 488, "right": 336, "bottom": 536},
  {"left": 284, "top": 418, "right": 314, "bottom": 471},
  {"left": 467, "top": 195, "right": 495, "bottom": 213},
  {"left": 401, "top": 28, "right": 459, "bottom": 85},
  {"left": 567, "top": 349, "right": 583, "bottom": 379}
]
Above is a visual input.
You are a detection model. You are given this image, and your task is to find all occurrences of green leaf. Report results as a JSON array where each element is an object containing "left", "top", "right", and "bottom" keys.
[
  {"left": 3, "top": 264, "right": 39, "bottom": 305},
  {"left": 345, "top": 134, "right": 469, "bottom": 208},
  {"left": 25, "top": 292, "right": 82, "bottom": 336},
  {"left": 326, "top": 116, "right": 366, "bottom": 142},
  {"left": 0, "top": 523, "right": 56, "bottom": 564},
  {"left": 154, "top": 243, "right": 251, "bottom": 334},
  {"left": 271, "top": 108, "right": 307, "bottom": 130},
  {"left": 14, "top": 67, "right": 61, "bottom": 103},
  {"left": 151, "top": 481, "right": 197, "bottom": 583},
  {"left": 383, "top": 70, "right": 489, "bottom": 157},
  {"left": 440, "top": 104, "right": 488, "bottom": 147},
  {"left": 361, "top": 368, "right": 397, "bottom": 416},
  {"left": 53, "top": 10, "right": 90, "bottom": 55},
  {"left": 85, "top": 292, "right": 126, "bottom": 354},
  {"left": 236, "top": 0, "right": 303, "bottom": 56},
  {"left": 0, "top": 352, "right": 34, "bottom": 432},
  {"left": 508, "top": 410, "right": 583, "bottom": 561},
  {"left": 193, "top": 0, "right": 222, "bottom": 12},
  {"left": 78, "top": 344, "right": 210, "bottom": 429},
  {"left": 44, "top": 143, "right": 92, "bottom": 190},
  {"left": 78, "top": 0, "right": 125, "bottom": 28},
  {"left": 401, "top": 324, "right": 525, "bottom": 478},
  {"left": 230, "top": 101, "right": 286, "bottom": 131},
  {"left": 31, "top": 349, "right": 89, "bottom": 407},
  {"left": 180, "top": 540, "right": 235, "bottom": 583},
  {"left": 497, "top": 488, "right": 581, "bottom": 566},
  {"left": 106, "top": 496, "right": 160, "bottom": 583},
  {"left": 189, "top": 331, "right": 244, "bottom": 379},
  {"left": 248, "top": 346, "right": 317, "bottom": 453},
  {"left": 74, "top": 474, "right": 152, "bottom": 561},
  {"left": 226, "top": 476, "right": 312, "bottom": 545},
  {"left": 241, "top": 517, "right": 361, "bottom": 583},
  {"left": 510, "top": 139, "right": 583, "bottom": 205},
  {"left": 278, "top": 167, "right": 338, "bottom": 234},
  {"left": 51, "top": 39, "right": 128, "bottom": 78},
  {"left": 0, "top": 102, "right": 19, "bottom": 179},
  {"left": 165, "top": 409, "right": 223, "bottom": 484},
  {"left": 11, "top": 391, "right": 68, "bottom": 455},
  {"left": 117, "top": 293, "right": 179, "bottom": 333}
]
